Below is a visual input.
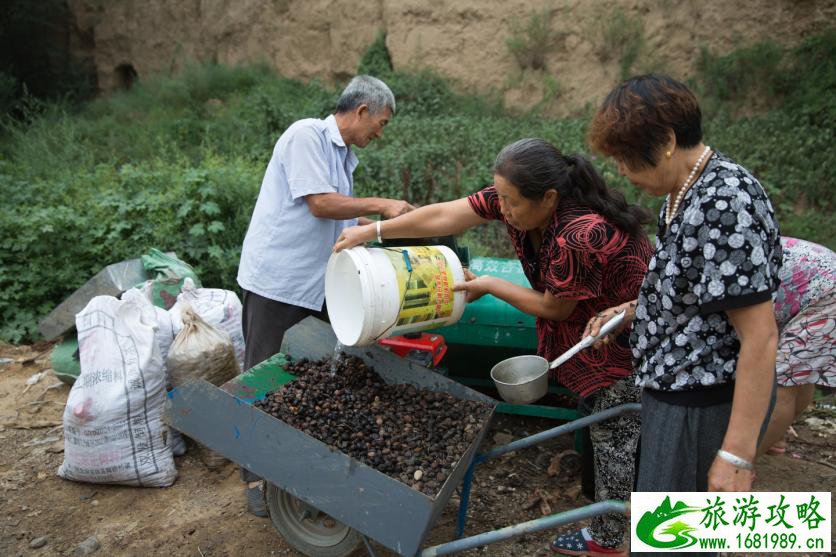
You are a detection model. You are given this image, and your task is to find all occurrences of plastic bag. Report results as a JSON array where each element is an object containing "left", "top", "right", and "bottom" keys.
[
  {"left": 167, "top": 303, "right": 240, "bottom": 468},
  {"left": 167, "top": 303, "right": 241, "bottom": 387},
  {"left": 119, "top": 289, "right": 186, "bottom": 456},
  {"left": 169, "top": 278, "right": 245, "bottom": 370},
  {"left": 121, "top": 289, "right": 174, "bottom": 377},
  {"left": 58, "top": 295, "right": 177, "bottom": 487},
  {"left": 142, "top": 248, "right": 201, "bottom": 286},
  {"left": 139, "top": 249, "right": 202, "bottom": 309}
]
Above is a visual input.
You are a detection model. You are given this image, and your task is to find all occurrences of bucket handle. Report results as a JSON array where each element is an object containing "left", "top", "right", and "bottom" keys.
[{"left": 401, "top": 249, "right": 413, "bottom": 272}]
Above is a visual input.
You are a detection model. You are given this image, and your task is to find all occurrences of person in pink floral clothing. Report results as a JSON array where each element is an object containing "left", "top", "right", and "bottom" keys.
[{"left": 759, "top": 236, "right": 835, "bottom": 455}]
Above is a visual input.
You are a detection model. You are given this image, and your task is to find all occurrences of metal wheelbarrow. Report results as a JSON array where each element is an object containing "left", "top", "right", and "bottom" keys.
[{"left": 166, "top": 317, "right": 639, "bottom": 556}]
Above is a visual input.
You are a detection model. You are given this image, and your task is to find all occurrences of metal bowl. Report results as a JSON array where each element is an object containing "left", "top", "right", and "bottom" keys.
[{"left": 490, "top": 355, "right": 549, "bottom": 405}]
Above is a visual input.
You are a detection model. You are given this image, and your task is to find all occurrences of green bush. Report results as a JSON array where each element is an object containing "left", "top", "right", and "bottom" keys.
[
  {"left": 0, "top": 156, "right": 261, "bottom": 342},
  {"left": 1, "top": 63, "right": 334, "bottom": 174},
  {"left": 780, "top": 30, "right": 836, "bottom": 129},
  {"left": 696, "top": 41, "right": 784, "bottom": 104},
  {"left": 694, "top": 33, "right": 835, "bottom": 242},
  {"left": 695, "top": 30, "right": 836, "bottom": 128},
  {"left": 705, "top": 110, "right": 835, "bottom": 242},
  {"left": 505, "top": 9, "right": 555, "bottom": 70},
  {"left": 596, "top": 7, "right": 645, "bottom": 79},
  {"left": 357, "top": 30, "right": 393, "bottom": 77}
]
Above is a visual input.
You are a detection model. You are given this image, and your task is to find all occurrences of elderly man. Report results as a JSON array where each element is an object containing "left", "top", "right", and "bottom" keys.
[{"left": 237, "top": 75, "right": 413, "bottom": 516}]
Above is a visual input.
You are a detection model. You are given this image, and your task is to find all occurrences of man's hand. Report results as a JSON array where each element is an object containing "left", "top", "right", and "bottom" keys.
[
  {"left": 334, "top": 224, "right": 376, "bottom": 252},
  {"left": 304, "top": 193, "right": 415, "bottom": 221},
  {"left": 583, "top": 300, "right": 636, "bottom": 348},
  {"left": 380, "top": 199, "right": 416, "bottom": 219},
  {"left": 707, "top": 455, "right": 755, "bottom": 492},
  {"left": 452, "top": 269, "right": 493, "bottom": 303}
]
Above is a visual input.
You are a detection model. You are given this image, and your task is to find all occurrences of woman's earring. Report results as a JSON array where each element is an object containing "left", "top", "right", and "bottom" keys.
[{"left": 665, "top": 150, "right": 672, "bottom": 159}]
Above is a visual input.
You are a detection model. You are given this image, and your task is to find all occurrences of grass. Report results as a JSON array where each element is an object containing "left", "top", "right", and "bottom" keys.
[
  {"left": 505, "top": 9, "right": 557, "bottom": 71},
  {"left": 596, "top": 7, "right": 645, "bottom": 79}
]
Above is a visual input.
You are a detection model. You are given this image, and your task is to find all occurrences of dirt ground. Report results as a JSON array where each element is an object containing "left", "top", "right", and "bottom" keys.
[{"left": 1, "top": 342, "right": 834, "bottom": 557}]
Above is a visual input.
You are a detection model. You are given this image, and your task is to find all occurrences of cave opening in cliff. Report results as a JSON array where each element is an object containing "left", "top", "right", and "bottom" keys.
[{"left": 115, "top": 63, "right": 138, "bottom": 89}]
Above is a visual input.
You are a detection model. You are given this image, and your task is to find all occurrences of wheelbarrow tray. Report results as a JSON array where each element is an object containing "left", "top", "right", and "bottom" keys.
[{"left": 166, "top": 317, "right": 497, "bottom": 557}]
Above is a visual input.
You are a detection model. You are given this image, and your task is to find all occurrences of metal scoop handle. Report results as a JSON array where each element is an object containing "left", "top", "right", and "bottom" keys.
[{"left": 548, "top": 310, "right": 627, "bottom": 370}]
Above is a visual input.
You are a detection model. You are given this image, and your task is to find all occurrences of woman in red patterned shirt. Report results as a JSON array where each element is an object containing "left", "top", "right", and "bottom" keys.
[{"left": 335, "top": 138, "right": 652, "bottom": 556}]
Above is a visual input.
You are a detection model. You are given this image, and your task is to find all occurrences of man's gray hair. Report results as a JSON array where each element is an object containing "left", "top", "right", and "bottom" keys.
[{"left": 336, "top": 75, "right": 396, "bottom": 115}]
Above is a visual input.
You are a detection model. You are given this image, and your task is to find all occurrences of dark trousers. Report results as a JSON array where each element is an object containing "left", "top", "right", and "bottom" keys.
[
  {"left": 240, "top": 289, "right": 328, "bottom": 483},
  {"left": 241, "top": 290, "right": 328, "bottom": 371},
  {"left": 582, "top": 377, "right": 642, "bottom": 548},
  {"left": 579, "top": 395, "right": 642, "bottom": 502},
  {"left": 633, "top": 382, "right": 776, "bottom": 556}
]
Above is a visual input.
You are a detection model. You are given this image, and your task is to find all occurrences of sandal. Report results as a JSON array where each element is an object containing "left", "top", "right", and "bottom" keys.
[{"left": 550, "top": 528, "right": 626, "bottom": 557}]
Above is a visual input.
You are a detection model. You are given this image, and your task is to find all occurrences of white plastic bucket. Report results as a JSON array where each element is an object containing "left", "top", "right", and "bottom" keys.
[{"left": 325, "top": 245, "right": 466, "bottom": 346}]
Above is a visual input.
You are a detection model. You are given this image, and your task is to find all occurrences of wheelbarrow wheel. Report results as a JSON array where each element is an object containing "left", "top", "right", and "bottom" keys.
[{"left": 265, "top": 482, "right": 361, "bottom": 557}]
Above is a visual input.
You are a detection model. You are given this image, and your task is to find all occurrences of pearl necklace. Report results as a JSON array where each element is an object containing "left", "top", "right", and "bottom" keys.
[{"left": 665, "top": 145, "right": 711, "bottom": 228}]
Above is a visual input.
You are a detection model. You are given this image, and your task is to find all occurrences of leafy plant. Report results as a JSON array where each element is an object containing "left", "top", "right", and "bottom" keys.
[
  {"left": 696, "top": 41, "right": 784, "bottom": 103},
  {"left": 696, "top": 31, "right": 836, "bottom": 129},
  {"left": 0, "top": 156, "right": 261, "bottom": 342},
  {"left": 357, "top": 30, "right": 393, "bottom": 77},
  {"left": 596, "top": 7, "right": 645, "bottom": 79},
  {"left": 530, "top": 74, "right": 563, "bottom": 115},
  {"left": 693, "top": 33, "right": 835, "bottom": 231},
  {"left": 784, "top": 30, "right": 836, "bottom": 128},
  {"left": 506, "top": 9, "right": 556, "bottom": 70}
]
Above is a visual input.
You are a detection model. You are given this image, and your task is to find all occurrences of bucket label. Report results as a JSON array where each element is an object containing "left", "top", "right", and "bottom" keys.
[{"left": 383, "top": 247, "right": 455, "bottom": 327}]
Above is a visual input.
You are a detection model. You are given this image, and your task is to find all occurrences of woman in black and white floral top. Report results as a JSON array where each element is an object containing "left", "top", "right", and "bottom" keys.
[{"left": 585, "top": 75, "right": 781, "bottom": 511}]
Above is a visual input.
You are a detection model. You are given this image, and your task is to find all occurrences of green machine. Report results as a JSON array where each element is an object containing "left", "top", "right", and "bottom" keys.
[
  {"left": 436, "top": 256, "right": 537, "bottom": 348},
  {"left": 428, "top": 256, "right": 577, "bottom": 421},
  {"left": 374, "top": 235, "right": 578, "bottom": 421}
]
